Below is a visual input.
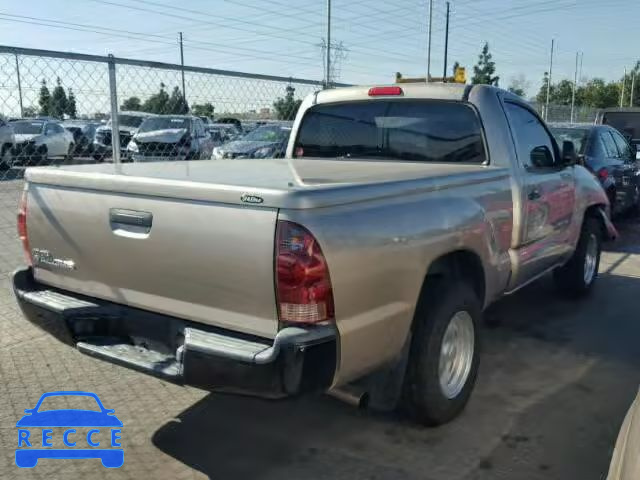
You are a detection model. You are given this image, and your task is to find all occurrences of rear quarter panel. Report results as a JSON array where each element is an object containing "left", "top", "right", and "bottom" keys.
[{"left": 280, "top": 170, "right": 513, "bottom": 385}]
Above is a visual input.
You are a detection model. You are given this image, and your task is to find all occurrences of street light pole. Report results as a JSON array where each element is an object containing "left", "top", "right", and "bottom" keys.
[
  {"left": 544, "top": 39, "right": 554, "bottom": 121},
  {"left": 443, "top": 2, "right": 450, "bottom": 81},
  {"left": 179, "top": 32, "right": 186, "bottom": 104},
  {"left": 630, "top": 71, "right": 636, "bottom": 107},
  {"left": 621, "top": 68, "right": 626, "bottom": 108},
  {"left": 570, "top": 51, "right": 579, "bottom": 124},
  {"left": 14, "top": 53, "right": 23, "bottom": 118},
  {"left": 427, "top": 0, "right": 433, "bottom": 82},
  {"left": 326, "top": 0, "right": 331, "bottom": 88}
]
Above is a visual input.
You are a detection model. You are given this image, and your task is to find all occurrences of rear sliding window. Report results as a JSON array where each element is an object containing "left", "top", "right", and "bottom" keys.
[{"left": 293, "top": 100, "right": 486, "bottom": 164}]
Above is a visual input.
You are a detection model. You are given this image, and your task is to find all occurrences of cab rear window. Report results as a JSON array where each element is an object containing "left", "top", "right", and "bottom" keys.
[{"left": 293, "top": 100, "right": 487, "bottom": 164}]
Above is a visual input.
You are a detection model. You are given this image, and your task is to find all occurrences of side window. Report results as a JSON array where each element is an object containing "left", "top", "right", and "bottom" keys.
[
  {"left": 44, "top": 124, "right": 54, "bottom": 135},
  {"left": 611, "top": 130, "right": 632, "bottom": 160},
  {"left": 601, "top": 132, "right": 619, "bottom": 158},
  {"left": 504, "top": 102, "right": 558, "bottom": 169}
]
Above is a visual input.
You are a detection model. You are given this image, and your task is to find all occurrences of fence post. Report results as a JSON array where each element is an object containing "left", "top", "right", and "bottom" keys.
[{"left": 107, "top": 54, "right": 121, "bottom": 165}]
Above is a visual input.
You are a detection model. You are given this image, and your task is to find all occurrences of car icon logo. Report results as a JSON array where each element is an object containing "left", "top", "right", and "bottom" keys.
[{"left": 15, "top": 391, "right": 123, "bottom": 468}]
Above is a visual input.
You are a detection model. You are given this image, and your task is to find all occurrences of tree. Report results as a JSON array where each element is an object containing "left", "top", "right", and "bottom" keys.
[
  {"left": 536, "top": 72, "right": 552, "bottom": 105},
  {"left": 121, "top": 96, "right": 142, "bottom": 111},
  {"left": 192, "top": 102, "right": 215, "bottom": 118},
  {"left": 273, "top": 85, "right": 302, "bottom": 120},
  {"left": 166, "top": 87, "right": 189, "bottom": 114},
  {"left": 471, "top": 42, "right": 499, "bottom": 86},
  {"left": 50, "top": 77, "right": 68, "bottom": 119},
  {"left": 38, "top": 79, "right": 51, "bottom": 116},
  {"left": 66, "top": 88, "right": 77, "bottom": 118},
  {"left": 552, "top": 79, "right": 574, "bottom": 105},
  {"left": 507, "top": 74, "right": 530, "bottom": 97},
  {"left": 142, "top": 83, "right": 170, "bottom": 114}
]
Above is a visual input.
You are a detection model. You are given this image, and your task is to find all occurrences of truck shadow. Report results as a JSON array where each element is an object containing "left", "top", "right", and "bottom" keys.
[{"left": 152, "top": 266, "right": 640, "bottom": 479}]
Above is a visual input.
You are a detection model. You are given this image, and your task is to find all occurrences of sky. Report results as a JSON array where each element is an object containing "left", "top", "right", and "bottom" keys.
[{"left": 0, "top": 0, "right": 638, "bottom": 115}]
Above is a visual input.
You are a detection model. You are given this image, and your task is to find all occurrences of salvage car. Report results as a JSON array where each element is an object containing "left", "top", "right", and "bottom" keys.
[
  {"left": 0, "top": 117, "right": 15, "bottom": 169},
  {"left": 212, "top": 123, "right": 291, "bottom": 159},
  {"left": 13, "top": 83, "right": 616, "bottom": 426},
  {"left": 93, "top": 111, "right": 153, "bottom": 161},
  {"left": 596, "top": 107, "right": 640, "bottom": 159},
  {"left": 10, "top": 119, "right": 74, "bottom": 167},
  {"left": 62, "top": 121, "right": 100, "bottom": 158},
  {"left": 127, "top": 115, "right": 214, "bottom": 162},
  {"left": 607, "top": 388, "right": 640, "bottom": 479},
  {"left": 551, "top": 124, "right": 640, "bottom": 215}
]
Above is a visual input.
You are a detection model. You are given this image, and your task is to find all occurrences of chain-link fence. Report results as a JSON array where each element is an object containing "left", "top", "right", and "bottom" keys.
[
  {"left": 0, "top": 45, "right": 336, "bottom": 270},
  {"left": 532, "top": 102, "right": 598, "bottom": 124}
]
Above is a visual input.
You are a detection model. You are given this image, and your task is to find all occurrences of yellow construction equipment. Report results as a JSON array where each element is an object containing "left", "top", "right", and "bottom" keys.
[{"left": 395, "top": 67, "right": 466, "bottom": 84}]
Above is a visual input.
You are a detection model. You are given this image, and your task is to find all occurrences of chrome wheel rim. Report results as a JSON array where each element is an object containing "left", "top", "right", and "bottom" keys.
[
  {"left": 583, "top": 233, "right": 598, "bottom": 285},
  {"left": 438, "top": 311, "right": 475, "bottom": 399}
]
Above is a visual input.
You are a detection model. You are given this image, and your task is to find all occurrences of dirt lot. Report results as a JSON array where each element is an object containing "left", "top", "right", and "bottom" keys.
[{"left": 1, "top": 176, "right": 639, "bottom": 480}]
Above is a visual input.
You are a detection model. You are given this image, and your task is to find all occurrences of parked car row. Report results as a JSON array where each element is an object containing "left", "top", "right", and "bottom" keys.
[{"left": 551, "top": 117, "right": 640, "bottom": 216}]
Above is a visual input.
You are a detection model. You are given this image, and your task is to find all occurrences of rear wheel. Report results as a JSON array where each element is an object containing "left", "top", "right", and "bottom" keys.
[
  {"left": 401, "top": 281, "right": 481, "bottom": 425},
  {"left": 0, "top": 144, "right": 11, "bottom": 170},
  {"left": 554, "top": 216, "right": 602, "bottom": 296},
  {"left": 64, "top": 143, "right": 74, "bottom": 164}
]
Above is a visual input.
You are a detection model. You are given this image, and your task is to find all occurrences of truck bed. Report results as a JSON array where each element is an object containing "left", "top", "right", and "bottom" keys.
[
  {"left": 26, "top": 158, "right": 504, "bottom": 209},
  {"left": 24, "top": 159, "right": 507, "bottom": 339}
]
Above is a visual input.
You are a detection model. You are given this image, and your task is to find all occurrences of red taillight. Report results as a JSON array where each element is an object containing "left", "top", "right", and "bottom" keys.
[
  {"left": 597, "top": 168, "right": 609, "bottom": 181},
  {"left": 368, "top": 86, "right": 403, "bottom": 96},
  {"left": 17, "top": 190, "right": 32, "bottom": 266},
  {"left": 276, "top": 220, "right": 334, "bottom": 325}
]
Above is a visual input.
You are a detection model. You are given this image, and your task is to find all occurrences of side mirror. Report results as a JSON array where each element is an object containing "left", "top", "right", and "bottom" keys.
[
  {"left": 530, "top": 145, "right": 555, "bottom": 168},
  {"left": 561, "top": 140, "right": 577, "bottom": 166}
]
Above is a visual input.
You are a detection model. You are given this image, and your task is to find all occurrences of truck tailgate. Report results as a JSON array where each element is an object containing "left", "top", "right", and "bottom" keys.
[{"left": 26, "top": 183, "right": 279, "bottom": 338}]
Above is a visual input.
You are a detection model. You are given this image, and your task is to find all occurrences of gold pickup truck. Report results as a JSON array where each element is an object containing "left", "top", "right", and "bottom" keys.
[{"left": 13, "top": 83, "right": 617, "bottom": 425}]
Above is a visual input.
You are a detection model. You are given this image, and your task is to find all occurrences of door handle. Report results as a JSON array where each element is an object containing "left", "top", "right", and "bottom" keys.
[
  {"left": 528, "top": 189, "right": 541, "bottom": 200},
  {"left": 109, "top": 208, "right": 153, "bottom": 237}
]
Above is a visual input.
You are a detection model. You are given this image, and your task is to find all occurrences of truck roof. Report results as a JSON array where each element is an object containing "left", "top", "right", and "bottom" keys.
[{"left": 314, "top": 82, "right": 470, "bottom": 104}]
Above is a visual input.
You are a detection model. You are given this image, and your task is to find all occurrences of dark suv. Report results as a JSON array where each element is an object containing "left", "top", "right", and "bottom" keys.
[
  {"left": 551, "top": 123, "right": 640, "bottom": 215},
  {"left": 595, "top": 108, "right": 640, "bottom": 160}
]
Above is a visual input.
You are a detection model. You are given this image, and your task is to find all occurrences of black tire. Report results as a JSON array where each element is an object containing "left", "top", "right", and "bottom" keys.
[
  {"left": 401, "top": 281, "right": 481, "bottom": 426},
  {"left": 0, "top": 144, "right": 11, "bottom": 170},
  {"left": 64, "top": 143, "right": 74, "bottom": 164},
  {"left": 553, "top": 216, "right": 602, "bottom": 296}
]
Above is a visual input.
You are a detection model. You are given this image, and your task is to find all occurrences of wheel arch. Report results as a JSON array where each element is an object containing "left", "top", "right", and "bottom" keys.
[{"left": 421, "top": 249, "right": 486, "bottom": 307}]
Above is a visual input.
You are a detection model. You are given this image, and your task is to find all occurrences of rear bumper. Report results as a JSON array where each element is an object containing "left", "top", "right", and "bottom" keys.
[{"left": 13, "top": 267, "right": 337, "bottom": 398}]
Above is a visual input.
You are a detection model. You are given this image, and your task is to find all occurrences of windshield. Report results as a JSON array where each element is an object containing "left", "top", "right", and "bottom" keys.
[
  {"left": 602, "top": 112, "right": 640, "bottom": 142},
  {"left": 138, "top": 117, "right": 190, "bottom": 133},
  {"left": 117, "top": 115, "right": 147, "bottom": 128},
  {"left": 242, "top": 125, "right": 289, "bottom": 142},
  {"left": 12, "top": 121, "right": 44, "bottom": 135},
  {"left": 550, "top": 127, "right": 589, "bottom": 154},
  {"left": 294, "top": 100, "right": 486, "bottom": 163},
  {"left": 36, "top": 395, "right": 101, "bottom": 412}
]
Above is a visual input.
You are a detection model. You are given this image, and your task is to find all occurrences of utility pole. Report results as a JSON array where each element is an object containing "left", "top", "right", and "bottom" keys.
[
  {"left": 14, "top": 53, "right": 23, "bottom": 118},
  {"left": 630, "top": 70, "right": 636, "bottom": 107},
  {"left": 544, "top": 39, "right": 554, "bottom": 121},
  {"left": 443, "top": 2, "right": 450, "bottom": 81},
  {"left": 620, "top": 67, "right": 626, "bottom": 107},
  {"left": 427, "top": 0, "right": 433, "bottom": 82},
  {"left": 578, "top": 52, "right": 583, "bottom": 85},
  {"left": 570, "top": 51, "right": 579, "bottom": 124},
  {"left": 179, "top": 32, "right": 186, "bottom": 104},
  {"left": 325, "top": 0, "right": 331, "bottom": 88}
]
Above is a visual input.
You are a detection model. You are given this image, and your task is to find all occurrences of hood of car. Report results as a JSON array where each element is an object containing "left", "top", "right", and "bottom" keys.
[
  {"left": 135, "top": 129, "right": 189, "bottom": 144},
  {"left": 219, "top": 140, "right": 282, "bottom": 154},
  {"left": 14, "top": 134, "right": 41, "bottom": 143},
  {"left": 16, "top": 410, "right": 123, "bottom": 427},
  {"left": 97, "top": 125, "right": 138, "bottom": 134}
]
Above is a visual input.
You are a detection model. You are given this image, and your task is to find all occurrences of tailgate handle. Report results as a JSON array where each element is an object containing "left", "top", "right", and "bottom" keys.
[{"left": 110, "top": 209, "right": 153, "bottom": 232}]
